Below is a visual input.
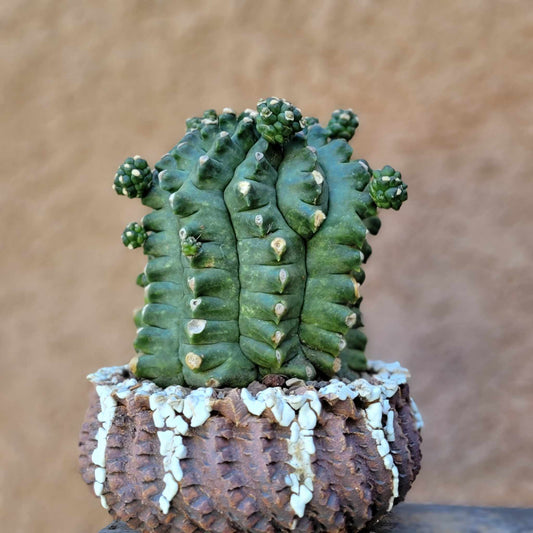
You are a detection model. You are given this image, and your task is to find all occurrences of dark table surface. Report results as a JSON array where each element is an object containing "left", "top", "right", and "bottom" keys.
[{"left": 100, "top": 504, "right": 533, "bottom": 533}]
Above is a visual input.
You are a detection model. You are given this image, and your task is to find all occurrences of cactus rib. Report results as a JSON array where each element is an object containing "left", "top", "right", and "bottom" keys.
[{"left": 224, "top": 138, "right": 315, "bottom": 380}]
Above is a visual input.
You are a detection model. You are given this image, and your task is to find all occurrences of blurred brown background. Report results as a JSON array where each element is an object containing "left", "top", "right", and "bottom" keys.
[{"left": 1, "top": 1, "right": 532, "bottom": 531}]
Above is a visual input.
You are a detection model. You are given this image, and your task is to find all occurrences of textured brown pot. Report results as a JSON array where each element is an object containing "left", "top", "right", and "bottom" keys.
[{"left": 79, "top": 361, "right": 422, "bottom": 533}]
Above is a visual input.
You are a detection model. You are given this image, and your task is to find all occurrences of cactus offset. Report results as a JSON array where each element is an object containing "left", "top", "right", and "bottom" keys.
[{"left": 115, "top": 97, "right": 407, "bottom": 387}]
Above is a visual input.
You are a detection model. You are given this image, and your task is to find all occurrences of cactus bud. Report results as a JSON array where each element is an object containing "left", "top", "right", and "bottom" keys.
[
  {"left": 256, "top": 97, "right": 303, "bottom": 144},
  {"left": 369, "top": 166, "right": 408, "bottom": 210},
  {"left": 327, "top": 109, "right": 359, "bottom": 141},
  {"left": 121, "top": 222, "right": 147, "bottom": 249},
  {"left": 113, "top": 156, "right": 152, "bottom": 198}
]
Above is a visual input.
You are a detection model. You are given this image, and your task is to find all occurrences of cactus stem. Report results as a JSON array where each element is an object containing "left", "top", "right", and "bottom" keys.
[
  {"left": 271, "top": 237, "right": 287, "bottom": 260},
  {"left": 114, "top": 99, "right": 406, "bottom": 386},
  {"left": 187, "top": 319, "right": 207, "bottom": 335},
  {"left": 185, "top": 352, "right": 203, "bottom": 370}
]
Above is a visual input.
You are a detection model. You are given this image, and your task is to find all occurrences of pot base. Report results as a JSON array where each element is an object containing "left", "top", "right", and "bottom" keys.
[{"left": 79, "top": 361, "right": 422, "bottom": 532}]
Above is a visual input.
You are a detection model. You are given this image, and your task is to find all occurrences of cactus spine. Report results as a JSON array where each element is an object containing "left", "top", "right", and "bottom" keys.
[{"left": 116, "top": 98, "right": 407, "bottom": 387}]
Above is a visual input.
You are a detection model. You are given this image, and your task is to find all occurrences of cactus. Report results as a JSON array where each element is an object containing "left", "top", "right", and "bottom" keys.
[{"left": 115, "top": 98, "right": 407, "bottom": 387}]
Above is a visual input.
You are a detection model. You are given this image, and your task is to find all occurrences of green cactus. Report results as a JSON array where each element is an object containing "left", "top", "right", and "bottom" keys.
[{"left": 114, "top": 98, "right": 407, "bottom": 387}]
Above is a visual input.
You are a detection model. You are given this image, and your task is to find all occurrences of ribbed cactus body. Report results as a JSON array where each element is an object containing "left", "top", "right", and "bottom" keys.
[
  {"left": 225, "top": 138, "right": 313, "bottom": 380},
  {"left": 133, "top": 175, "right": 185, "bottom": 387},
  {"left": 116, "top": 98, "right": 407, "bottom": 388},
  {"left": 300, "top": 128, "right": 371, "bottom": 375}
]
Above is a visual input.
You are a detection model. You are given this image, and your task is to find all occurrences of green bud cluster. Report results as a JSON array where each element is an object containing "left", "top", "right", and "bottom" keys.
[
  {"left": 256, "top": 97, "right": 304, "bottom": 144},
  {"left": 369, "top": 165, "right": 408, "bottom": 210},
  {"left": 113, "top": 156, "right": 152, "bottom": 198},
  {"left": 327, "top": 109, "right": 359, "bottom": 140},
  {"left": 180, "top": 236, "right": 202, "bottom": 257},
  {"left": 186, "top": 109, "right": 219, "bottom": 132},
  {"left": 121, "top": 222, "right": 147, "bottom": 249},
  {"left": 113, "top": 98, "right": 407, "bottom": 388}
]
